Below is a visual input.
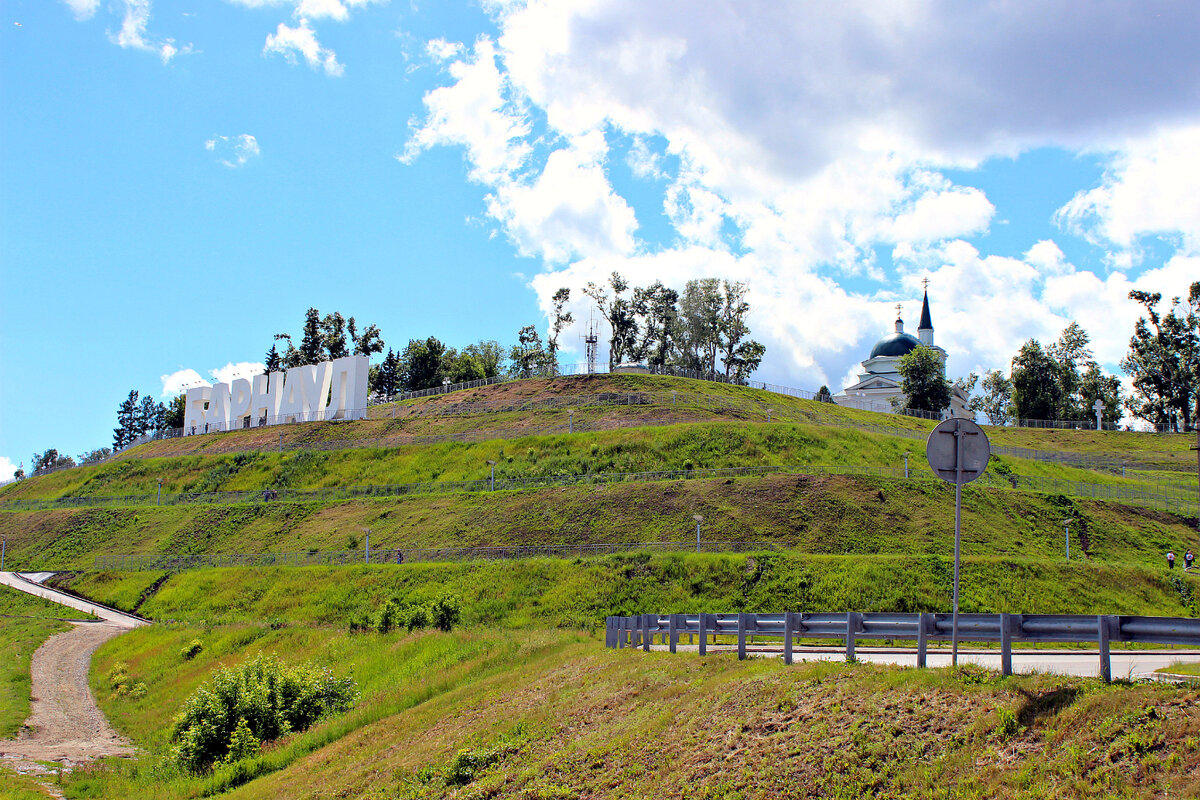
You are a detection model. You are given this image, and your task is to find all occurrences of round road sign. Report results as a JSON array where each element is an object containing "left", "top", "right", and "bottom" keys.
[{"left": 925, "top": 418, "right": 991, "bottom": 485}]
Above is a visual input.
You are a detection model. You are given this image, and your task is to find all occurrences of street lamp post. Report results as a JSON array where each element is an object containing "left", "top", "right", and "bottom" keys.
[
  {"left": 693, "top": 514, "right": 703, "bottom": 553},
  {"left": 1, "top": 534, "right": 6, "bottom": 572},
  {"left": 766, "top": 407, "right": 772, "bottom": 423},
  {"left": 1062, "top": 518, "right": 1072, "bottom": 561},
  {"left": 903, "top": 451, "right": 911, "bottom": 479},
  {"left": 362, "top": 527, "right": 371, "bottom": 564},
  {"left": 487, "top": 460, "right": 496, "bottom": 492},
  {"left": 443, "top": 378, "right": 451, "bottom": 394},
  {"left": 568, "top": 409, "right": 574, "bottom": 434},
  {"left": 157, "top": 478, "right": 163, "bottom": 506}
]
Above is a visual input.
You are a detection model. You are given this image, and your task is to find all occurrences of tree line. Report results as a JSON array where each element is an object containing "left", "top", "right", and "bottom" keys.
[{"left": 895, "top": 280, "right": 1199, "bottom": 431}]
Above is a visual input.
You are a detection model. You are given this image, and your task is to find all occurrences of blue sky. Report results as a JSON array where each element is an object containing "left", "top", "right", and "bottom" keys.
[{"left": 2, "top": 1, "right": 1198, "bottom": 477}]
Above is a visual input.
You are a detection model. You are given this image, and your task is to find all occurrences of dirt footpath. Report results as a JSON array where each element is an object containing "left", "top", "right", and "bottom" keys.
[{"left": 1, "top": 621, "right": 140, "bottom": 798}]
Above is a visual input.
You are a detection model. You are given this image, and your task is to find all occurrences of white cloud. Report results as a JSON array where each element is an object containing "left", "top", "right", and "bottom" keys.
[
  {"left": 206, "top": 134, "right": 261, "bottom": 167},
  {"left": 1056, "top": 125, "right": 1200, "bottom": 260},
  {"left": 426, "top": 38, "right": 464, "bottom": 62},
  {"left": 110, "top": 0, "right": 191, "bottom": 63},
  {"left": 264, "top": 18, "right": 344, "bottom": 76},
  {"left": 0, "top": 456, "right": 19, "bottom": 481},
  {"left": 486, "top": 130, "right": 637, "bottom": 262},
  {"left": 160, "top": 369, "right": 209, "bottom": 398},
  {"left": 209, "top": 362, "right": 266, "bottom": 384},
  {"left": 403, "top": 2, "right": 1200, "bottom": 395},
  {"left": 62, "top": 0, "right": 100, "bottom": 21},
  {"left": 401, "top": 38, "right": 532, "bottom": 183}
]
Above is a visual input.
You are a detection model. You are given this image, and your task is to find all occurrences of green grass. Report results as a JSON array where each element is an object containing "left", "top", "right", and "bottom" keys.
[
  {"left": 4, "top": 471, "right": 1197, "bottom": 572},
  {"left": 62, "top": 624, "right": 1200, "bottom": 799},
  {"left": 0, "top": 768, "right": 56, "bottom": 800},
  {"left": 51, "top": 553, "right": 1200, "bottom": 630},
  {"left": 0, "top": 586, "right": 78, "bottom": 738},
  {"left": 1158, "top": 661, "right": 1200, "bottom": 676}
]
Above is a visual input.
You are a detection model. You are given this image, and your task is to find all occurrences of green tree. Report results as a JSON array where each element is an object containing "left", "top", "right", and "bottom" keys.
[
  {"left": 399, "top": 337, "right": 448, "bottom": 391},
  {"left": 1122, "top": 283, "right": 1200, "bottom": 431},
  {"left": 633, "top": 281, "right": 679, "bottom": 367},
  {"left": 462, "top": 340, "right": 504, "bottom": 378},
  {"left": 1078, "top": 362, "right": 1125, "bottom": 427},
  {"left": 676, "top": 278, "right": 723, "bottom": 374},
  {"left": 545, "top": 288, "right": 574, "bottom": 376},
  {"left": 375, "top": 348, "right": 401, "bottom": 398},
  {"left": 509, "top": 325, "right": 547, "bottom": 378},
  {"left": 896, "top": 345, "right": 951, "bottom": 414},
  {"left": 584, "top": 272, "right": 639, "bottom": 369},
  {"left": 32, "top": 449, "right": 74, "bottom": 473},
  {"left": 976, "top": 370, "right": 1013, "bottom": 425},
  {"left": 348, "top": 318, "right": 385, "bottom": 358},
  {"left": 1010, "top": 339, "right": 1063, "bottom": 422},
  {"left": 137, "top": 393, "right": 165, "bottom": 436},
  {"left": 298, "top": 307, "right": 323, "bottom": 365},
  {"left": 719, "top": 280, "right": 758, "bottom": 380},
  {"left": 263, "top": 343, "right": 282, "bottom": 374},
  {"left": 816, "top": 385, "right": 832, "bottom": 402},
  {"left": 320, "top": 312, "right": 349, "bottom": 360},
  {"left": 113, "top": 390, "right": 140, "bottom": 450},
  {"left": 78, "top": 447, "right": 113, "bottom": 464},
  {"left": 164, "top": 393, "right": 186, "bottom": 429}
]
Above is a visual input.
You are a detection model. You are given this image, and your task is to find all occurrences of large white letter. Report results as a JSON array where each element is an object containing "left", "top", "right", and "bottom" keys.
[
  {"left": 327, "top": 355, "right": 368, "bottom": 420},
  {"left": 184, "top": 386, "right": 210, "bottom": 435},
  {"left": 205, "top": 382, "right": 232, "bottom": 432},
  {"left": 299, "top": 361, "right": 334, "bottom": 421},
  {"left": 228, "top": 378, "right": 252, "bottom": 429},
  {"left": 251, "top": 372, "right": 284, "bottom": 427},
  {"left": 278, "top": 367, "right": 309, "bottom": 423}
]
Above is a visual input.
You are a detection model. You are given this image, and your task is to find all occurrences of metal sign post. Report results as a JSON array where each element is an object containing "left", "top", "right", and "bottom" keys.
[{"left": 926, "top": 418, "right": 991, "bottom": 667}]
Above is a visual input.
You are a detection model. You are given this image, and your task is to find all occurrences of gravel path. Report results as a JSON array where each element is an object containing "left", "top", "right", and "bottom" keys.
[{"left": 0, "top": 573, "right": 145, "bottom": 794}]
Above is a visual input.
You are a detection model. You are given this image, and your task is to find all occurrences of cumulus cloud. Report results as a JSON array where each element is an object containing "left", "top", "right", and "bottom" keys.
[
  {"left": 402, "top": 1, "right": 1200, "bottom": 394},
  {"left": 0, "top": 456, "right": 19, "bottom": 481},
  {"left": 426, "top": 38, "right": 464, "bottom": 62},
  {"left": 1056, "top": 125, "right": 1200, "bottom": 260},
  {"left": 62, "top": 0, "right": 100, "bottom": 21},
  {"left": 160, "top": 369, "right": 209, "bottom": 398},
  {"left": 264, "top": 18, "right": 344, "bottom": 75},
  {"left": 205, "top": 134, "right": 262, "bottom": 168}
]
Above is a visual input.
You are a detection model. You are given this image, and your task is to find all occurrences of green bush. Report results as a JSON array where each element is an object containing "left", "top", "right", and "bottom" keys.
[
  {"left": 429, "top": 593, "right": 462, "bottom": 633},
  {"left": 170, "top": 653, "right": 357, "bottom": 773},
  {"left": 180, "top": 639, "right": 203, "bottom": 660}
]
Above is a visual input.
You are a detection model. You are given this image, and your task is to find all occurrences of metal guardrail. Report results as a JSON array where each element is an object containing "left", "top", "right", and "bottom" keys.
[
  {"left": 91, "top": 540, "right": 774, "bottom": 572},
  {"left": 606, "top": 611, "right": 1200, "bottom": 682}
]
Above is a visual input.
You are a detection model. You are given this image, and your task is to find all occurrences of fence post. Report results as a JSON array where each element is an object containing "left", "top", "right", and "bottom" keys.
[
  {"left": 1000, "top": 613, "right": 1013, "bottom": 677},
  {"left": 737, "top": 613, "right": 749, "bottom": 660},
  {"left": 846, "top": 612, "right": 861, "bottom": 662},
  {"left": 783, "top": 612, "right": 796, "bottom": 666},
  {"left": 642, "top": 614, "right": 652, "bottom": 652},
  {"left": 698, "top": 614, "right": 709, "bottom": 656},
  {"left": 1098, "top": 615, "right": 1113, "bottom": 683},
  {"left": 916, "top": 613, "right": 928, "bottom": 668},
  {"left": 669, "top": 614, "right": 680, "bottom": 654}
]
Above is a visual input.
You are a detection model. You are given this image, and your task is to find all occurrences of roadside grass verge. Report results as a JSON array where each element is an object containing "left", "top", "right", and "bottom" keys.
[
  {"left": 68, "top": 626, "right": 1200, "bottom": 799},
  {"left": 1158, "top": 661, "right": 1200, "bottom": 677},
  {"left": 4, "top": 474, "right": 1198, "bottom": 571},
  {"left": 0, "top": 768, "right": 56, "bottom": 800}
]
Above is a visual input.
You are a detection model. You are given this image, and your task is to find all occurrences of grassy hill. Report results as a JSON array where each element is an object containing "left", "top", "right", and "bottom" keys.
[{"left": 4, "top": 373, "right": 1199, "bottom": 798}]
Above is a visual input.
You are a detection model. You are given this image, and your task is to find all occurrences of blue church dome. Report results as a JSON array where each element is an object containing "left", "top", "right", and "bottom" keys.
[{"left": 869, "top": 331, "right": 921, "bottom": 359}]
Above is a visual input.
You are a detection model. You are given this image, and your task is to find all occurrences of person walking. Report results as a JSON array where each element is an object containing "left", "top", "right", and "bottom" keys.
[
  {"left": 1167, "top": 550, "right": 1175, "bottom": 569},
  {"left": 1185, "top": 549, "right": 1195, "bottom": 571}
]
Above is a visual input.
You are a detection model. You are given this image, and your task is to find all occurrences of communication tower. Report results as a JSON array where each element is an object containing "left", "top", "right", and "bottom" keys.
[{"left": 583, "top": 316, "right": 600, "bottom": 375}]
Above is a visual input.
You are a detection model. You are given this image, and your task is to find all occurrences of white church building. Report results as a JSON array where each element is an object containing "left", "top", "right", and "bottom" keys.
[{"left": 834, "top": 290, "right": 971, "bottom": 418}]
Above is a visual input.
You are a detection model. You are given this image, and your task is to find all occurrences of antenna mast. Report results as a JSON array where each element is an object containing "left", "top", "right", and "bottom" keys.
[{"left": 583, "top": 313, "right": 600, "bottom": 375}]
